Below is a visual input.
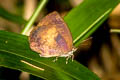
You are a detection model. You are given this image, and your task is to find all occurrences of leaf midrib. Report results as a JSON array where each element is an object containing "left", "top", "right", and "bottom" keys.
[{"left": 73, "top": 8, "right": 112, "bottom": 44}]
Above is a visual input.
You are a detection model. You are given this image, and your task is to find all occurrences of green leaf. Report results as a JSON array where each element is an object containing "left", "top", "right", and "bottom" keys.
[
  {"left": 64, "top": 0, "right": 120, "bottom": 46},
  {"left": 0, "top": 31, "right": 100, "bottom": 80},
  {"left": 0, "top": 7, "right": 26, "bottom": 24}
]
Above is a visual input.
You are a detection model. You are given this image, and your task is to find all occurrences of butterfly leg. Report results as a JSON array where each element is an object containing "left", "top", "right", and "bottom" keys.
[
  {"left": 66, "top": 56, "right": 71, "bottom": 64},
  {"left": 53, "top": 56, "right": 58, "bottom": 62},
  {"left": 71, "top": 54, "right": 74, "bottom": 62}
]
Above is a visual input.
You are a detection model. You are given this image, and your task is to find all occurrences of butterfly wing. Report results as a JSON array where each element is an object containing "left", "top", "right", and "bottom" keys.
[{"left": 29, "top": 11, "right": 73, "bottom": 57}]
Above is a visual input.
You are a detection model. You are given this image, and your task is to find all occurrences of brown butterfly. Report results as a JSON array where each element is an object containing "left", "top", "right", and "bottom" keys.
[{"left": 29, "top": 11, "right": 76, "bottom": 63}]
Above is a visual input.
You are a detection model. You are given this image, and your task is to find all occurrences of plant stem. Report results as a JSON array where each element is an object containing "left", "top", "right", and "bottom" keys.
[
  {"left": 21, "top": 0, "right": 48, "bottom": 35},
  {"left": 110, "top": 29, "right": 120, "bottom": 33}
]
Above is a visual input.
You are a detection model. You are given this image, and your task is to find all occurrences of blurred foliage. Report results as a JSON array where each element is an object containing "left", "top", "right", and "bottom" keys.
[{"left": 0, "top": 7, "right": 26, "bottom": 24}]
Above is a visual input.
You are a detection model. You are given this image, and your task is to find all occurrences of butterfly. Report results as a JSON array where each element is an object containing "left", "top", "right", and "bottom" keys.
[{"left": 29, "top": 11, "right": 76, "bottom": 63}]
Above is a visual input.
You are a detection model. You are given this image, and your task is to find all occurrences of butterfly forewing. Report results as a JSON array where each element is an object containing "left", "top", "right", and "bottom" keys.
[{"left": 29, "top": 11, "right": 73, "bottom": 57}]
